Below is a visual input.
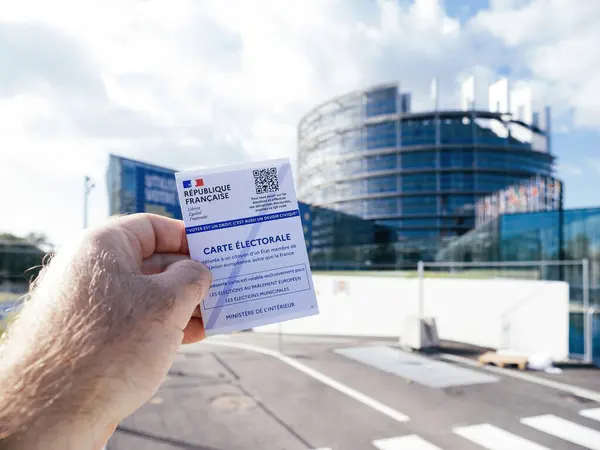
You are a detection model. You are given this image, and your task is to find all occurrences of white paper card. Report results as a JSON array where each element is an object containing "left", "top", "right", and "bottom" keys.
[{"left": 175, "top": 158, "right": 319, "bottom": 335}]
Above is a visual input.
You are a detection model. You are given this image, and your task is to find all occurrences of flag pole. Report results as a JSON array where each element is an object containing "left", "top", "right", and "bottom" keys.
[{"left": 83, "top": 176, "right": 95, "bottom": 229}]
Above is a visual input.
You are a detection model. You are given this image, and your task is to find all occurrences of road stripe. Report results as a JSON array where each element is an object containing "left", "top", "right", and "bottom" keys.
[
  {"left": 203, "top": 339, "right": 409, "bottom": 422},
  {"left": 373, "top": 435, "right": 444, "bottom": 450},
  {"left": 521, "top": 414, "right": 600, "bottom": 449},
  {"left": 440, "top": 353, "right": 600, "bottom": 403},
  {"left": 453, "top": 423, "right": 550, "bottom": 450},
  {"left": 581, "top": 408, "right": 600, "bottom": 422}
]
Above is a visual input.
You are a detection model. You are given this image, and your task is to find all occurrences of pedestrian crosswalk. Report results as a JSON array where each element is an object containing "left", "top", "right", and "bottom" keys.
[
  {"left": 521, "top": 414, "right": 600, "bottom": 450},
  {"left": 373, "top": 435, "right": 443, "bottom": 450},
  {"left": 454, "top": 423, "right": 551, "bottom": 450},
  {"left": 581, "top": 407, "right": 600, "bottom": 421},
  {"left": 312, "top": 407, "right": 600, "bottom": 449}
]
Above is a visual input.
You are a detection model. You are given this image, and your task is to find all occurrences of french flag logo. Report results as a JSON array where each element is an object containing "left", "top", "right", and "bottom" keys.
[{"left": 183, "top": 178, "right": 204, "bottom": 188}]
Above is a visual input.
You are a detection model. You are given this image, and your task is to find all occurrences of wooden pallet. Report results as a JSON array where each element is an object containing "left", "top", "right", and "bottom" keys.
[{"left": 478, "top": 351, "right": 528, "bottom": 371}]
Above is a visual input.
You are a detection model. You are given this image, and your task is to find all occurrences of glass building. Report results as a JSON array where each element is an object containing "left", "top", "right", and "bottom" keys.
[
  {"left": 436, "top": 207, "right": 600, "bottom": 363},
  {"left": 436, "top": 207, "right": 600, "bottom": 304},
  {"left": 298, "top": 83, "right": 554, "bottom": 266},
  {"left": 107, "top": 154, "right": 182, "bottom": 220}
]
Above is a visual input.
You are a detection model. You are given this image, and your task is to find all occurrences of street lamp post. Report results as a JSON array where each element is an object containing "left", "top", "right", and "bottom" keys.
[{"left": 83, "top": 176, "right": 95, "bottom": 229}]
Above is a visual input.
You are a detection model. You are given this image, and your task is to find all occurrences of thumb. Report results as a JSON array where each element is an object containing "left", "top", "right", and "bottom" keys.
[{"left": 157, "top": 258, "right": 212, "bottom": 327}]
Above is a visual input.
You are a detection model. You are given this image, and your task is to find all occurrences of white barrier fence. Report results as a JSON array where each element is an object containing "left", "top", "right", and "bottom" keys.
[{"left": 256, "top": 273, "right": 571, "bottom": 361}]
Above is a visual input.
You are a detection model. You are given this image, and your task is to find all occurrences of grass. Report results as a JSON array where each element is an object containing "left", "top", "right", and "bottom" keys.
[{"left": 0, "top": 292, "right": 21, "bottom": 303}]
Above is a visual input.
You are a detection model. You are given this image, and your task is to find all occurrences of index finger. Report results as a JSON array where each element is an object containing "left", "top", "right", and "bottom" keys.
[{"left": 113, "top": 213, "right": 190, "bottom": 259}]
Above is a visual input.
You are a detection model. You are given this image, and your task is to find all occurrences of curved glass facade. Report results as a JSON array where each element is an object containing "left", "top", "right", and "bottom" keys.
[{"left": 298, "top": 84, "right": 554, "bottom": 266}]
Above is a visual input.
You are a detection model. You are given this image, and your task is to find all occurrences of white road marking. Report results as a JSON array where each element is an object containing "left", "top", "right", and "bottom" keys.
[
  {"left": 312, "top": 448, "right": 332, "bottom": 450},
  {"left": 453, "top": 423, "right": 551, "bottom": 450},
  {"left": 581, "top": 408, "right": 600, "bottom": 422},
  {"left": 522, "top": 414, "right": 600, "bottom": 449},
  {"left": 373, "top": 435, "right": 444, "bottom": 450},
  {"left": 440, "top": 353, "right": 600, "bottom": 403},
  {"left": 203, "top": 339, "right": 409, "bottom": 422}
]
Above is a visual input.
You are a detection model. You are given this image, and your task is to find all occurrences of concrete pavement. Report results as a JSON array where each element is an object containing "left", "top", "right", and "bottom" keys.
[{"left": 108, "top": 333, "right": 600, "bottom": 450}]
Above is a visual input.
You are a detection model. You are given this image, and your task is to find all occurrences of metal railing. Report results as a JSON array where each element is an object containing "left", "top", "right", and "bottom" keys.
[{"left": 419, "top": 259, "right": 597, "bottom": 364}]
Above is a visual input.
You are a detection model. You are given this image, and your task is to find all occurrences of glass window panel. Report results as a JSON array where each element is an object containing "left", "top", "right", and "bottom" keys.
[
  {"left": 401, "top": 218, "right": 438, "bottom": 227},
  {"left": 397, "top": 229, "right": 439, "bottom": 238},
  {"left": 440, "top": 118, "right": 473, "bottom": 144},
  {"left": 500, "top": 211, "right": 560, "bottom": 261},
  {"left": 366, "top": 175, "right": 397, "bottom": 193},
  {"left": 476, "top": 173, "right": 527, "bottom": 192},
  {"left": 339, "top": 154, "right": 398, "bottom": 176},
  {"left": 365, "top": 87, "right": 397, "bottom": 117},
  {"left": 365, "top": 154, "right": 398, "bottom": 171},
  {"left": 441, "top": 217, "right": 474, "bottom": 227},
  {"left": 336, "top": 200, "right": 364, "bottom": 216},
  {"left": 476, "top": 151, "right": 506, "bottom": 169},
  {"left": 402, "top": 151, "right": 436, "bottom": 169},
  {"left": 440, "top": 172, "right": 474, "bottom": 191},
  {"left": 440, "top": 149, "right": 474, "bottom": 168},
  {"left": 401, "top": 119, "right": 436, "bottom": 146},
  {"left": 440, "top": 194, "right": 474, "bottom": 214},
  {"left": 366, "top": 121, "right": 397, "bottom": 149},
  {"left": 365, "top": 197, "right": 398, "bottom": 217},
  {"left": 402, "top": 195, "right": 436, "bottom": 205},
  {"left": 401, "top": 196, "right": 437, "bottom": 215},
  {"left": 401, "top": 173, "right": 436, "bottom": 192},
  {"left": 341, "top": 129, "right": 361, "bottom": 153},
  {"left": 342, "top": 158, "right": 364, "bottom": 175},
  {"left": 377, "top": 219, "right": 403, "bottom": 228}
]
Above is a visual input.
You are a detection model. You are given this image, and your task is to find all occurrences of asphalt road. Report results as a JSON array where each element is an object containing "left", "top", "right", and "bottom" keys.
[{"left": 109, "top": 333, "right": 600, "bottom": 450}]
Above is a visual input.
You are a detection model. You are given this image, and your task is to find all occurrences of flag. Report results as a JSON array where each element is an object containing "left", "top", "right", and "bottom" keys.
[{"left": 182, "top": 178, "right": 204, "bottom": 188}]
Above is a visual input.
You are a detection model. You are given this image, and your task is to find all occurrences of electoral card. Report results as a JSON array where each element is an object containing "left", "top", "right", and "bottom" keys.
[{"left": 175, "top": 158, "right": 319, "bottom": 335}]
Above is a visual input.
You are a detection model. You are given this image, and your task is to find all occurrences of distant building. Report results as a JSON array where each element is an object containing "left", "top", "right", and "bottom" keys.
[
  {"left": 297, "top": 81, "right": 554, "bottom": 267},
  {"left": 107, "top": 154, "right": 182, "bottom": 219}
]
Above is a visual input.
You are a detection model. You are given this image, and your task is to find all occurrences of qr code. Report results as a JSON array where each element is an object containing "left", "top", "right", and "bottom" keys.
[{"left": 253, "top": 167, "right": 279, "bottom": 194}]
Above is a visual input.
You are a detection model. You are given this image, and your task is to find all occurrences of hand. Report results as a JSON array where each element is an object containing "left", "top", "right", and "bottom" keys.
[{"left": 0, "top": 214, "right": 211, "bottom": 449}]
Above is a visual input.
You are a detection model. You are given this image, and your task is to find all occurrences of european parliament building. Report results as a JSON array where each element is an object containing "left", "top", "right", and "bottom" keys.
[{"left": 297, "top": 80, "right": 554, "bottom": 268}]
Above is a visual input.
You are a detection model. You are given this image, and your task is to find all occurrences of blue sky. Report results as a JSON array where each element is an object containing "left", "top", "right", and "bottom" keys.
[
  {"left": 0, "top": 0, "right": 599, "bottom": 246},
  {"left": 441, "top": 0, "right": 492, "bottom": 22},
  {"left": 443, "top": 0, "right": 600, "bottom": 208},
  {"left": 552, "top": 129, "right": 600, "bottom": 208}
]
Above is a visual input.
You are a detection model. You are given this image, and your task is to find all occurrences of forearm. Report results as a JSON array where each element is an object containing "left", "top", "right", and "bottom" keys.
[
  {"left": 0, "top": 251, "right": 116, "bottom": 449},
  {"left": 0, "top": 298, "right": 112, "bottom": 449},
  {"left": 0, "top": 415, "right": 110, "bottom": 450},
  {"left": 0, "top": 214, "right": 211, "bottom": 449}
]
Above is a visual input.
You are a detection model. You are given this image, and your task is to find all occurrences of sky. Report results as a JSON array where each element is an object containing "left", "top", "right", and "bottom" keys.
[{"left": 1, "top": 0, "right": 599, "bottom": 248}]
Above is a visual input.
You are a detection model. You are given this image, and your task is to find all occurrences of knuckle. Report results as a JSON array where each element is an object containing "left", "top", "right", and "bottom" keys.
[{"left": 179, "top": 261, "right": 211, "bottom": 295}]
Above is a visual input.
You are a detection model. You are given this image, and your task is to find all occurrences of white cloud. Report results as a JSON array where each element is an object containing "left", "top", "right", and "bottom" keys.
[
  {"left": 472, "top": 0, "right": 600, "bottom": 128},
  {"left": 1, "top": 0, "right": 599, "bottom": 247}
]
